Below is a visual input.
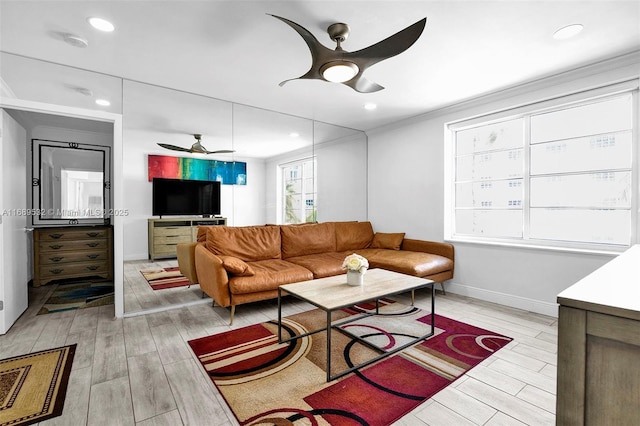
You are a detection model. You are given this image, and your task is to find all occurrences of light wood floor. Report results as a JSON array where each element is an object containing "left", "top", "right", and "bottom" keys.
[{"left": 1, "top": 261, "right": 558, "bottom": 425}]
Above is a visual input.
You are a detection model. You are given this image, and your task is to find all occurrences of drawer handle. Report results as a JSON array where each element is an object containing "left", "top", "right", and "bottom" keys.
[
  {"left": 50, "top": 233, "right": 64, "bottom": 239},
  {"left": 86, "top": 254, "right": 100, "bottom": 259},
  {"left": 86, "top": 232, "right": 99, "bottom": 237},
  {"left": 86, "top": 266, "right": 100, "bottom": 271},
  {"left": 49, "top": 256, "right": 64, "bottom": 262},
  {"left": 49, "top": 244, "right": 63, "bottom": 250},
  {"left": 49, "top": 268, "right": 64, "bottom": 274},
  {"left": 86, "top": 242, "right": 99, "bottom": 248}
]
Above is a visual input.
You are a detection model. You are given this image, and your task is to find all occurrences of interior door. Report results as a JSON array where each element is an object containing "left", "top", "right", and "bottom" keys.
[{"left": 0, "top": 109, "right": 29, "bottom": 334}]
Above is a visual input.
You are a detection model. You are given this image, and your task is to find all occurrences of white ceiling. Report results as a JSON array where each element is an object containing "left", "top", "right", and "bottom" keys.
[{"left": 1, "top": 0, "right": 639, "bottom": 131}]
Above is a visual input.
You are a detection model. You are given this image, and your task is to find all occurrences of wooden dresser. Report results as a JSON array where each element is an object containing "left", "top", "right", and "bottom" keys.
[
  {"left": 556, "top": 244, "right": 640, "bottom": 425},
  {"left": 33, "top": 226, "right": 113, "bottom": 287},
  {"left": 148, "top": 217, "right": 226, "bottom": 261}
]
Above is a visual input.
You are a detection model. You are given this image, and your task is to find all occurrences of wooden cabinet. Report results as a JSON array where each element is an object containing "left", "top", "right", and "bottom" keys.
[
  {"left": 556, "top": 245, "right": 640, "bottom": 425},
  {"left": 147, "top": 217, "right": 226, "bottom": 261},
  {"left": 33, "top": 226, "right": 113, "bottom": 287}
]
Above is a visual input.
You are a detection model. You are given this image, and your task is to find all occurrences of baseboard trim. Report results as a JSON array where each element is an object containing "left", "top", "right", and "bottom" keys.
[{"left": 445, "top": 281, "right": 559, "bottom": 318}]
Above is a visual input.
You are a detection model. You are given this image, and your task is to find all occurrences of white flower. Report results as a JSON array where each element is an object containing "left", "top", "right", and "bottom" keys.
[{"left": 342, "top": 253, "right": 369, "bottom": 274}]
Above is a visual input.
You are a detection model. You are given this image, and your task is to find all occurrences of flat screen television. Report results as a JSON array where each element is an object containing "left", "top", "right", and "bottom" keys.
[{"left": 152, "top": 178, "right": 221, "bottom": 217}]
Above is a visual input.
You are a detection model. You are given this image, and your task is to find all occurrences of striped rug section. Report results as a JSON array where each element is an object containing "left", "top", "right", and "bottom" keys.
[{"left": 140, "top": 266, "right": 191, "bottom": 290}]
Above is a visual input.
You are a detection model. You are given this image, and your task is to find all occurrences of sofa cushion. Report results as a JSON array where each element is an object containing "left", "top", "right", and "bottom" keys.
[
  {"left": 228, "top": 260, "right": 313, "bottom": 294},
  {"left": 219, "top": 255, "right": 255, "bottom": 276},
  {"left": 366, "top": 250, "right": 453, "bottom": 277},
  {"left": 281, "top": 222, "right": 336, "bottom": 259},
  {"left": 205, "top": 225, "right": 281, "bottom": 261},
  {"left": 286, "top": 253, "right": 346, "bottom": 279},
  {"left": 334, "top": 221, "right": 374, "bottom": 251},
  {"left": 371, "top": 232, "right": 405, "bottom": 250}
]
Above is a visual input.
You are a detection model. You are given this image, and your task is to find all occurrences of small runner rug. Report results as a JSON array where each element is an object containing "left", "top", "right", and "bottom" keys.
[
  {"left": 140, "top": 266, "right": 190, "bottom": 290},
  {"left": 0, "top": 345, "right": 76, "bottom": 426},
  {"left": 37, "top": 280, "right": 114, "bottom": 315},
  {"left": 188, "top": 300, "right": 512, "bottom": 426}
]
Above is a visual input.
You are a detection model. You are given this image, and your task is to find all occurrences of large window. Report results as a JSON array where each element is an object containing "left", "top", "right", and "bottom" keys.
[
  {"left": 280, "top": 158, "right": 317, "bottom": 224},
  {"left": 447, "top": 87, "right": 637, "bottom": 252}
]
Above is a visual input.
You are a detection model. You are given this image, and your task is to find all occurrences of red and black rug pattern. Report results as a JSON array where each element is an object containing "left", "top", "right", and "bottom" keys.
[{"left": 188, "top": 300, "right": 512, "bottom": 426}]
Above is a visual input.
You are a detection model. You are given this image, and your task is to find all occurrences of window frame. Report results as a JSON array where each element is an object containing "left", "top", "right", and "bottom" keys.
[{"left": 445, "top": 80, "right": 639, "bottom": 255}]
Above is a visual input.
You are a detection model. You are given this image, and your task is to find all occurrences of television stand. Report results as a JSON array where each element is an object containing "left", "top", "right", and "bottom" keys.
[{"left": 147, "top": 216, "right": 227, "bottom": 261}]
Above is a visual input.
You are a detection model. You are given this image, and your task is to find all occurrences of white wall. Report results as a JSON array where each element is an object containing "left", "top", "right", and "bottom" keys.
[
  {"left": 366, "top": 52, "right": 640, "bottom": 317},
  {"left": 316, "top": 133, "right": 368, "bottom": 222}
]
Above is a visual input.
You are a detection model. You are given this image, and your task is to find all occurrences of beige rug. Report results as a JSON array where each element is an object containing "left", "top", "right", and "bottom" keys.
[{"left": 0, "top": 345, "right": 76, "bottom": 426}]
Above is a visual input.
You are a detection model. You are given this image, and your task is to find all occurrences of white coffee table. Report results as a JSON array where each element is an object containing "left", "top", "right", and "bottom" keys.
[{"left": 277, "top": 268, "right": 435, "bottom": 381}]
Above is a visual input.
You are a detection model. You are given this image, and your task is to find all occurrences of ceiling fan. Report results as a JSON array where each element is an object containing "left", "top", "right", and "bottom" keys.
[
  {"left": 157, "top": 134, "right": 235, "bottom": 154},
  {"left": 269, "top": 14, "right": 427, "bottom": 93}
]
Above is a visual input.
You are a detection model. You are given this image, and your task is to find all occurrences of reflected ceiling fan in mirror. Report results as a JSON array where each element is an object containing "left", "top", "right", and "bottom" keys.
[
  {"left": 157, "top": 134, "right": 235, "bottom": 154},
  {"left": 269, "top": 14, "right": 427, "bottom": 93}
]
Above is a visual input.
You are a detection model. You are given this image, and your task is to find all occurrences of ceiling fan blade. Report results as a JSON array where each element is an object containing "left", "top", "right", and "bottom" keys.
[
  {"left": 157, "top": 143, "right": 192, "bottom": 152},
  {"left": 269, "top": 14, "right": 335, "bottom": 83},
  {"left": 204, "top": 149, "right": 235, "bottom": 154},
  {"left": 345, "top": 18, "right": 426, "bottom": 71},
  {"left": 342, "top": 75, "right": 385, "bottom": 93}
]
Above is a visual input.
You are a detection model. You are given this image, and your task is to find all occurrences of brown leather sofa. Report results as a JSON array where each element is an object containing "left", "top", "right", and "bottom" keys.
[{"left": 177, "top": 221, "right": 454, "bottom": 324}]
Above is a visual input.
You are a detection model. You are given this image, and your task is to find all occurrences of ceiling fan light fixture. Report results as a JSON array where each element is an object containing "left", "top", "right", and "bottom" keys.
[
  {"left": 321, "top": 61, "right": 359, "bottom": 83},
  {"left": 88, "top": 17, "right": 115, "bottom": 32}
]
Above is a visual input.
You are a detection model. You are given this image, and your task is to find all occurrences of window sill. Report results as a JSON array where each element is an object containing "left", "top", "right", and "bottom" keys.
[{"left": 446, "top": 236, "right": 627, "bottom": 256}]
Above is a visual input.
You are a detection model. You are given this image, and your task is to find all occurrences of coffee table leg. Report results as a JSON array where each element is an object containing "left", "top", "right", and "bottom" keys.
[
  {"left": 430, "top": 282, "right": 435, "bottom": 333},
  {"left": 278, "top": 288, "right": 282, "bottom": 342},
  {"left": 326, "top": 310, "right": 332, "bottom": 382}
]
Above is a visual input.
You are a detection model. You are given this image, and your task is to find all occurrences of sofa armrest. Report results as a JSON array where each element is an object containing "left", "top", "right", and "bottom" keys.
[
  {"left": 195, "top": 244, "right": 232, "bottom": 307},
  {"left": 401, "top": 238, "right": 454, "bottom": 262},
  {"left": 176, "top": 242, "right": 198, "bottom": 284}
]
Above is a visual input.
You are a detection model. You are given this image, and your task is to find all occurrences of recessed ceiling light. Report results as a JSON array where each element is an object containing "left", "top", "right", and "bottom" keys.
[
  {"left": 95, "top": 99, "right": 111, "bottom": 106},
  {"left": 289, "top": 132, "right": 300, "bottom": 138},
  {"left": 553, "top": 24, "right": 584, "bottom": 40},
  {"left": 364, "top": 103, "right": 377, "bottom": 110},
  {"left": 88, "top": 17, "right": 115, "bottom": 32},
  {"left": 62, "top": 33, "right": 88, "bottom": 48}
]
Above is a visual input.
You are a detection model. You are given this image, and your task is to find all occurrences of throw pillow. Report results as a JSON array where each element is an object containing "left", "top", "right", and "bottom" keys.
[
  {"left": 219, "top": 255, "right": 255, "bottom": 276},
  {"left": 371, "top": 232, "right": 405, "bottom": 250}
]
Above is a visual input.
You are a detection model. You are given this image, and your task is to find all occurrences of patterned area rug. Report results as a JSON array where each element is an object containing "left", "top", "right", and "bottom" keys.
[
  {"left": 188, "top": 300, "right": 512, "bottom": 425},
  {"left": 37, "top": 280, "right": 114, "bottom": 315},
  {"left": 140, "top": 267, "right": 191, "bottom": 290},
  {"left": 0, "top": 345, "right": 76, "bottom": 426}
]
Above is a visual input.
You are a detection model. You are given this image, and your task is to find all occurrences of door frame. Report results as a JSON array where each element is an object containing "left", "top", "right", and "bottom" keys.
[{"left": 0, "top": 97, "right": 124, "bottom": 318}]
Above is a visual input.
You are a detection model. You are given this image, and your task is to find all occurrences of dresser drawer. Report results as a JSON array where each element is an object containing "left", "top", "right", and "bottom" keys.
[
  {"left": 153, "top": 244, "right": 181, "bottom": 255},
  {"left": 39, "top": 260, "right": 110, "bottom": 279},
  {"left": 39, "top": 239, "right": 109, "bottom": 253},
  {"left": 154, "top": 234, "right": 192, "bottom": 245},
  {"left": 39, "top": 250, "right": 108, "bottom": 265},
  {"left": 37, "top": 227, "right": 110, "bottom": 241},
  {"left": 154, "top": 226, "right": 192, "bottom": 237}
]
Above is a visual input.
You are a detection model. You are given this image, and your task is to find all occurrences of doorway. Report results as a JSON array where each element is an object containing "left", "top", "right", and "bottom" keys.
[{"left": 0, "top": 98, "right": 123, "bottom": 333}]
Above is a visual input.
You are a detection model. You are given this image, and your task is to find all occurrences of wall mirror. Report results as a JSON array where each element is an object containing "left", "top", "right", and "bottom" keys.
[
  {"left": 3, "top": 53, "right": 366, "bottom": 316},
  {"left": 32, "top": 139, "right": 111, "bottom": 226}
]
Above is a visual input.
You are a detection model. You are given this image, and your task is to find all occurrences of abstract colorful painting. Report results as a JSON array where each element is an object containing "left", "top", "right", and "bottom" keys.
[{"left": 148, "top": 155, "right": 246, "bottom": 185}]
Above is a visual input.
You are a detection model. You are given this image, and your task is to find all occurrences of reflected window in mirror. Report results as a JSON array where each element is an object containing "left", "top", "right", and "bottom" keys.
[
  {"left": 280, "top": 157, "right": 317, "bottom": 224},
  {"left": 32, "top": 139, "right": 111, "bottom": 226},
  {"left": 60, "top": 169, "right": 105, "bottom": 216}
]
